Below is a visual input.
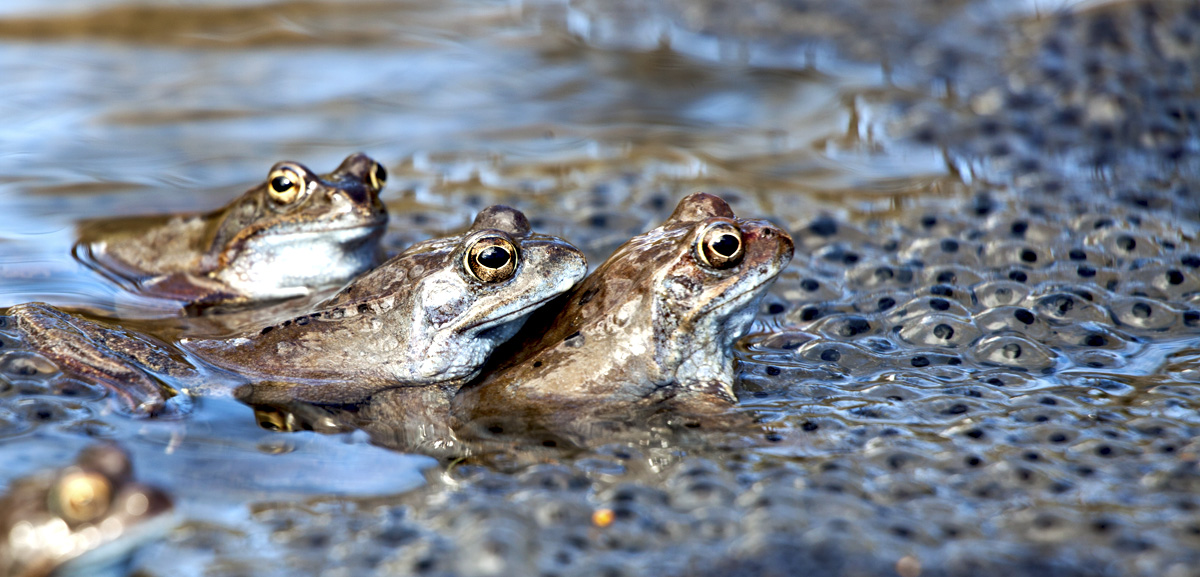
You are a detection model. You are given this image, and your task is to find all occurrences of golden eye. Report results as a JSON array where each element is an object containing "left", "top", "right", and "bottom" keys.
[
  {"left": 49, "top": 471, "right": 112, "bottom": 524},
  {"left": 465, "top": 234, "right": 519, "bottom": 283},
  {"left": 696, "top": 221, "right": 744, "bottom": 269},
  {"left": 255, "top": 408, "right": 290, "bottom": 432},
  {"left": 368, "top": 162, "right": 387, "bottom": 191},
  {"left": 266, "top": 165, "right": 306, "bottom": 205}
]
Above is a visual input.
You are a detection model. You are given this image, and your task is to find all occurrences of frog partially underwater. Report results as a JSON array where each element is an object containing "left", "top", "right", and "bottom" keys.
[
  {"left": 8, "top": 205, "right": 587, "bottom": 418},
  {"left": 0, "top": 445, "right": 173, "bottom": 577},
  {"left": 451, "top": 193, "right": 794, "bottom": 442},
  {"left": 76, "top": 152, "right": 389, "bottom": 311}
]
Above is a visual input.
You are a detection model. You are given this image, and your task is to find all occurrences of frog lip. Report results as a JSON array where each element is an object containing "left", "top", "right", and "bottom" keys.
[
  {"left": 270, "top": 213, "right": 388, "bottom": 235},
  {"left": 463, "top": 292, "right": 562, "bottom": 332},
  {"left": 694, "top": 269, "right": 785, "bottom": 317}
]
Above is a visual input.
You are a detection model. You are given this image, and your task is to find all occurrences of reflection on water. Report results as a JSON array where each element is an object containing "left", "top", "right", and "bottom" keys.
[{"left": 1, "top": 0, "right": 1199, "bottom": 575}]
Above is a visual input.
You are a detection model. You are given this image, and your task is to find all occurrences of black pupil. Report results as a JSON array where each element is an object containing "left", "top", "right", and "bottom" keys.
[
  {"left": 711, "top": 233, "right": 740, "bottom": 257},
  {"left": 478, "top": 245, "right": 511, "bottom": 269},
  {"left": 271, "top": 176, "right": 294, "bottom": 193},
  {"left": 374, "top": 164, "right": 387, "bottom": 184}
]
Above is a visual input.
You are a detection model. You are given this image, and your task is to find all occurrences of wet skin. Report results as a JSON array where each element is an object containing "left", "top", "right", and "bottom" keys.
[
  {"left": 0, "top": 445, "right": 173, "bottom": 577},
  {"left": 8, "top": 206, "right": 587, "bottom": 416},
  {"left": 76, "top": 153, "right": 388, "bottom": 311},
  {"left": 452, "top": 193, "right": 794, "bottom": 441}
]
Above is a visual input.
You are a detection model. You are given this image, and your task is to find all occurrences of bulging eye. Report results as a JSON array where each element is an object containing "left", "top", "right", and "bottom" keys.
[
  {"left": 369, "top": 162, "right": 387, "bottom": 191},
  {"left": 266, "top": 165, "right": 307, "bottom": 205},
  {"left": 465, "top": 234, "right": 519, "bottom": 283},
  {"left": 255, "top": 408, "right": 293, "bottom": 432},
  {"left": 696, "top": 221, "right": 744, "bottom": 269},
  {"left": 49, "top": 471, "right": 112, "bottom": 524}
]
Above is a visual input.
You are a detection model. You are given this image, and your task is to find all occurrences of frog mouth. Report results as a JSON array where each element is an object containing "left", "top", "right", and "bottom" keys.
[
  {"left": 302, "top": 213, "right": 388, "bottom": 233},
  {"left": 464, "top": 293, "right": 562, "bottom": 333},
  {"left": 696, "top": 274, "right": 780, "bottom": 317},
  {"left": 268, "top": 215, "right": 387, "bottom": 239}
]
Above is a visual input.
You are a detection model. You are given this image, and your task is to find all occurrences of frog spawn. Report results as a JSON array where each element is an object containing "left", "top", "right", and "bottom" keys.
[
  {"left": 8, "top": 204, "right": 1200, "bottom": 576},
  {"left": 737, "top": 199, "right": 1200, "bottom": 574}
]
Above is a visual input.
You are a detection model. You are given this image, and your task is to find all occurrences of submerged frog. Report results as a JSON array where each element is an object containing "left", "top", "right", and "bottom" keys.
[
  {"left": 77, "top": 153, "right": 389, "bottom": 310},
  {"left": 0, "top": 445, "right": 173, "bottom": 577},
  {"left": 10, "top": 205, "right": 587, "bottom": 416},
  {"left": 452, "top": 193, "right": 794, "bottom": 440}
]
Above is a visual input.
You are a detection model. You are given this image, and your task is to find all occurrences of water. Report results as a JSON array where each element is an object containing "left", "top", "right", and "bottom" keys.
[{"left": 2, "top": 0, "right": 1199, "bottom": 575}]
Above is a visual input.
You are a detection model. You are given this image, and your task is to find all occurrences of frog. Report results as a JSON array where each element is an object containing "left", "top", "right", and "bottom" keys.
[
  {"left": 75, "top": 152, "right": 389, "bottom": 311},
  {"left": 8, "top": 205, "right": 588, "bottom": 418},
  {"left": 0, "top": 445, "right": 173, "bottom": 577},
  {"left": 451, "top": 193, "right": 794, "bottom": 442}
]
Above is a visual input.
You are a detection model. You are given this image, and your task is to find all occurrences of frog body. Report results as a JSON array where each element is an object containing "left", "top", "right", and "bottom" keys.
[
  {"left": 77, "top": 153, "right": 389, "bottom": 311},
  {"left": 10, "top": 206, "right": 587, "bottom": 416},
  {"left": 452, "top": 193, "right": 794, "bottom": 439}
]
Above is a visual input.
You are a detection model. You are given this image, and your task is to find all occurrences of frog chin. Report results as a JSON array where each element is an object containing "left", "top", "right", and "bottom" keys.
[
  {"left": 663, "top": 285, "right": 766, "bottom": 398},
  {"left": 216, "top": 224, "right": 384, "bottom": 298},
  {"left": 414, "top": 309, "right": 536, "bottom": 384}
]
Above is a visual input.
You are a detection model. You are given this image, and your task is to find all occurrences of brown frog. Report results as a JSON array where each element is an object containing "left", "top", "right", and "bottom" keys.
[
  {"left": 0, "top": 445, "right": 173, "bottom": 577},
  {"left": 9, "top": 205, "right": 587, "bottom": 417},
  {"left": 452, "top": 193, "right": 794, "bottom": 441},
  {"left": 76, "top": 153, "right": 388, "bottom": 311}
]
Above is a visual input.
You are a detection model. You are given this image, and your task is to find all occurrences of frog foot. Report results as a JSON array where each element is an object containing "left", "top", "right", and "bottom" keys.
[{"left": 8, "top": 303, "right": 193, "bottom": 417}]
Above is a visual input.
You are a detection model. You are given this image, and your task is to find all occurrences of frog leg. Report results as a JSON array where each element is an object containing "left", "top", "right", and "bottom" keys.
[
  {"left": 9, "top": 303, "right": 191, "bottom": 417},
  {"left": 141, "top": 272, "right": 243, "bottom": 313}
]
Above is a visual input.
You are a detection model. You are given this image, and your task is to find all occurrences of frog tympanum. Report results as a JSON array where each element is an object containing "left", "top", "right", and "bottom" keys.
[
  {"left": 0, "top": 445, "right": 173, "bottom": 577},
  {"left": 10, "top": 205, "right": 587, "bottom": 416},
  {"left": 452, "top": 193, "right": 794, "bottom": 440},
  {"left": 76, "top": 153, "right": 389, "bottom": 311}
]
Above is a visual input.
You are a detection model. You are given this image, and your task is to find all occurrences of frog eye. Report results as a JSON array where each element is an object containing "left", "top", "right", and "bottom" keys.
[
  {"left": 266, "top": 165, "right": 308, "bottom": 205},
  {"left": 368, "top": 162, "right": 388, "bottom": 191},
  {"left": 255, "top": 408, "right": 293, "bottom": 432},
  {"left": 49, "top": 471, "right": 112, "bottom": 524},
  {"left": 465, "top": 235, "right": 519, "bottom": 283},
  {"left": 696, "top": 221, "right": 744, "bottom": 269}
]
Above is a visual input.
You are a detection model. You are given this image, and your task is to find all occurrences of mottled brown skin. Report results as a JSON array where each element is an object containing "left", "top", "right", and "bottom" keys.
[
  {"left": 8, "top": 305, "right": 201, "bottom": 415},
  {"left": 77, "top": 152, "right": 388, "bottom": 311},
  {"left": 0, "top": 445, "right": 173, "bottom": 577},
  {"left": 9, "top": 206, "right": 587, "bottom": 416},
  {"left": 452, "top": 193, "right": 794, "bottom": 442}
]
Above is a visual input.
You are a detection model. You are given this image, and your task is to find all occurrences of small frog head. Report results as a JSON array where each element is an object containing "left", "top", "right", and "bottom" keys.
[{"left": 208, "top": 152, "right": 389, "bottom": 300}]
